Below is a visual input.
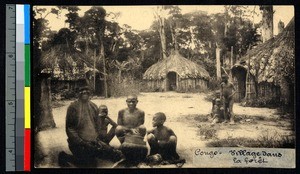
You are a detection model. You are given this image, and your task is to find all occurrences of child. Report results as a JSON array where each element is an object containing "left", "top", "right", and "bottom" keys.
[
  {"left": 147, "top": 112, "right": 180, "bottom": 161},
  {"left": 211, "top": 99, "right": 224, "bottom": 124},
  {"left": 97, "top": 105, "right": 118, "bottom": 144},
  {"left": 211, "top": 90, "right": 221, "bottom": 117}
]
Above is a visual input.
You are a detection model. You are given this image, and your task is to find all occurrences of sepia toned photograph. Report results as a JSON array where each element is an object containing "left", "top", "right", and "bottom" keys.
[{"left": 32, "top": 5, "right": 295, "bottom": 168}]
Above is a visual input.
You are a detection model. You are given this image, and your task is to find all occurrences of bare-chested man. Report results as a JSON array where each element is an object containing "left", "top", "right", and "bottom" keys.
[
  {"left": 115, "top": 95, "right": 146, "bottom": 144},
  {"left": 147, "top": 112, "right": 183, "bottom": 164},
  {"left": 220, "top": 75, "right": 236, "bottom": 124}
]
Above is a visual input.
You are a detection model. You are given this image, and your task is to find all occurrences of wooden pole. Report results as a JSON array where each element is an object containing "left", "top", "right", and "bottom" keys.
[
  {"left": 93, "top": 49, "right": 96, "bottom": 91},
  {"left": 216, "top": 44, "right": 221, "bottom": 79},
  {"left": 230, "top": 46, "right": 234, "bottom": 68}
]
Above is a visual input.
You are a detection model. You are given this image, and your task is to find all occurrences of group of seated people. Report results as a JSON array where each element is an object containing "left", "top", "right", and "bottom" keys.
[{"left": 59, "top": 86, "right": 184, "bottom": 167}]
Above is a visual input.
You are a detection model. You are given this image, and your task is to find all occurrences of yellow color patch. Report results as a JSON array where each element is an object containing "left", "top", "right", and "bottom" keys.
[{"left": 25, "top": 87, "right": 30, "bottom": 128}]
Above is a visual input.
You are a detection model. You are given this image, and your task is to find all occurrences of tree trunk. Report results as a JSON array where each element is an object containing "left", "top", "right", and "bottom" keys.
[
  {"left": 93, "top": 49, "right": 96, "bottom": 91},
  {"left": 158, "top": 7, "right": 167, "bottom": 59},
  {"left": 85, "top": 39, "right": 89, "bottom": 55},
  {"left": 169, "top": 21, "right": 178, "bottom": 51},
  {"left": 216, "top": 44, "right": 221, "bottom": 79},
  {"left": 100, "top": 41, "right": 108, "bottom": 98},
  {"left": 260, "top": 5, "right": 273, "bottom": 42},
  {"left": 35, "top": 73, "right": 56, "bottom": 131},
  {"left": 230, "top": 46, "right": 234, "bottom": 68},
  {"left": 118, "top": 69, "right": 122, "bottom": 83}
]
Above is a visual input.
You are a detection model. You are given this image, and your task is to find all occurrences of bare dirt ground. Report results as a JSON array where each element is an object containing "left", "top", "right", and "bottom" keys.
[{"left": 35, "top": 92, "right": 294, "bottom": 168}]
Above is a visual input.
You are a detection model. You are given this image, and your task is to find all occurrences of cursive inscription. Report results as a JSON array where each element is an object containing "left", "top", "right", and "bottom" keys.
[{"left": 194, "top": 149, "right": 222, "bottom": 158}]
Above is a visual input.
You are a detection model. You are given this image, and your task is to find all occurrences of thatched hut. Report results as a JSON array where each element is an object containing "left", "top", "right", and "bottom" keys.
[
  {"left": 231, "top": 17, "right": 294, "bottom": 105},
  {"left": 143, "top": 50, "right": 210, "bottom": 92},
  {"left": 40, "top": 44, "right": 104, "bottom": 95}
]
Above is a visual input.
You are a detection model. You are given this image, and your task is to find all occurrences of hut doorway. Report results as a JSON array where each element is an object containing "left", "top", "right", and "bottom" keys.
[
  {"left": 166, "top": 71, "right": 177, "bottom": 91},
  {"left": 231, "top": 66, "right": 247, "bottom": 102}
]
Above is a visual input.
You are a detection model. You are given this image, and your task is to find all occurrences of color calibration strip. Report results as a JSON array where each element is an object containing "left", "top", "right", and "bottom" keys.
[
  {"left": 17, "top": 4, "right": 31, "bottom": 171},
  {"left": 24, "top": 4, "right": 31, "bottom": 171},
  {"left": 6, "top": 4, "right": 30, "bottom": 171},
  {"left": 5, "top": 4, "right": 16, "bottom": 172},
  {"left": 16, "top": 5, "right": 25, "bottom": 171}
]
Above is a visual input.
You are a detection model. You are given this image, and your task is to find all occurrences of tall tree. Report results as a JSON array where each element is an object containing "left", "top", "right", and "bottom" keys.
[
  {"left": 63, "top": 6, "right": 108, "bottom": 97},
  {"left": 83, "top": 7, "right": 108, "bottom": 97},
  {"left": 33, "top": 7, "right": 58, "bottom": 132},
  {"left": 154, "top": 6, "right": 168, "bottom": 59},
  {"left": 260, "top": 5, "right": 273, "bottom": 42}
]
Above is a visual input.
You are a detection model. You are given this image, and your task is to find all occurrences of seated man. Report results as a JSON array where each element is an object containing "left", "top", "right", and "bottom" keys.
[
  {"left": 59, "top": 86, "right": 123, "bottom": 167},
  {"left": 147, "top": 112, "right": 181, "bottom": 161},
  {"left": 97, "top": 105, "right": 118, "bottom": 144},
  {"left": 115, "top": 95, "right": 146, "bottom": 143}
]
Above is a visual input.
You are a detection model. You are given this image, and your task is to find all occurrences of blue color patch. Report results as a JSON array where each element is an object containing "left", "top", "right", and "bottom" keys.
[{"left": 24, "top": 5, "right": 30, "bottom": 44}]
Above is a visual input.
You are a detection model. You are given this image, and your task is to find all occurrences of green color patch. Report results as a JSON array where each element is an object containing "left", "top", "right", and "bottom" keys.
[{"left": 25, "top": 45, "right": 30, "bottom": 86}]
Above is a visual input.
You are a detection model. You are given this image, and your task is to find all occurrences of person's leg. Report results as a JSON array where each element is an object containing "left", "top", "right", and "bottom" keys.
[
  {"left": 147, "top": 133, "right": 159, "bottom": 155},
  {"left": 228, "top": 99, "right": 234, "bottom": 123},
  {"left": 105, "top": 127, "right": 116, "bottom": 144},
  {"left": 115, "top": 125, "right": 127, "bottom": 144},
  {"left": 161, "top": 136, "right": 179, "bottom": 160},
  {"left": 68, "top": 143, "right": 97, "bottom": 167},
  {"left": 223, "top": 99, "right": 229, "bottom": 122},
  {"left": 95, "top": 140, "right": 124, "bottom": 162}
]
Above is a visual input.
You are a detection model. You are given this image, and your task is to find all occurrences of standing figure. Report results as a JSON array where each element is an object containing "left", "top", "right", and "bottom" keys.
[
  {"left": 147, "top": 112, "right": 181, "bottom": 161},
  {"left": 115, "top": 95, "right": 146, "bottom": 143},
  {"left": 97, "top": 105, "right": 118, "bottom": 144},
  {"left": 220, "top": 75, "right": 236, "bottom": 124}
]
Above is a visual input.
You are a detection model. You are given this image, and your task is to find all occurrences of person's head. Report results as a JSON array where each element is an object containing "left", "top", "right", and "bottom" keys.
[
  {"left": 215, "top": 99, "right": 221, "bottom": 106},
  {"left": 222, "top": 74, "right": 229, "bottom": 83},
  {"left": 215, "top": 90, "right": 221, "bottom": 98},
  {"left": 99, "top": 105, "right": 108, "bottom": 118},
  {"left": 152, "top": 112, "right": 166, "bottom": 127},
  {"left": 78, "top": 86, "right": 91, "bottom": 102},
  {"left": 126, "top": 94, "right": 138, "bottom": 110}
]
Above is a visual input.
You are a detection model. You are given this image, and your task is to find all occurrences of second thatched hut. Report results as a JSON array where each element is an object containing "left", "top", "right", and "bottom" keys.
[
  {"left": 231, "top": 17, "right": 295, "bottom": 105},
  {"left": 143, "top": 50, "right": 210, "bottom": 92}
]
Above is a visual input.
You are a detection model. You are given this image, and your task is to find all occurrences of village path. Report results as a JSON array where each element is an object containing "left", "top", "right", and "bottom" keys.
[{"left": 37, "top": 92, "right": 282, "bottom": 168}]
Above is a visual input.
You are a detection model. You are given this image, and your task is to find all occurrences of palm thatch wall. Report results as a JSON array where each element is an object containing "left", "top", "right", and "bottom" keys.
[
  {"left": 231, "top": 17, "right": 294, "bottom": 104},
  {"left": 143, "top": 50, "right": 210, "bottom": 92}
]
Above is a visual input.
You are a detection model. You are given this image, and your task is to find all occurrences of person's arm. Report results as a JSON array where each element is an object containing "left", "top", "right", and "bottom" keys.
[
  {"left": 106, "top": 116, "right": 118, "bottom": 127},
  {"left": 229, "top": 83, "right": 236, "bottom": 98},
  {"left": 138, "top": 111, "right": 145, "bottom": 126},
  {"left": 147, "top": 128, "right": 154, "bottom": 135},
  {"left": 91, "top": 102, "right": 100, "bottom": 133},
  {"left": 168, "top": 128, "right": 177, "bottom": 137},
  {"left": 117, "top": 110, "right": 124, "bottom": 125},
  {"left": 66, "top": 104, "right": 85, "bottom": 145},
  {"left": 220, "top": 83, "right": 224, "bottom": 99}
]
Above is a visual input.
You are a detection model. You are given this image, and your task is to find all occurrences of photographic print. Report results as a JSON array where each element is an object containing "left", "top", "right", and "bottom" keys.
[{"left": 32, "top": 5, "right": 295, "bottom": 168}]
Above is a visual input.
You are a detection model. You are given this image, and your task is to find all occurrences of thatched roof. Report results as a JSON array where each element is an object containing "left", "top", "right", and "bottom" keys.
[
  {"left": 40, "top": 44, "right": 98, "bottom": 80},
  {"left": 143, "top": 50, "right": 210, "bottom": 80},
  {"left": 41, "top": 44, "right": 95, "bottom": 69},
  {"left": 240, "top": 17, "right": 294, "bottom": 84}
]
